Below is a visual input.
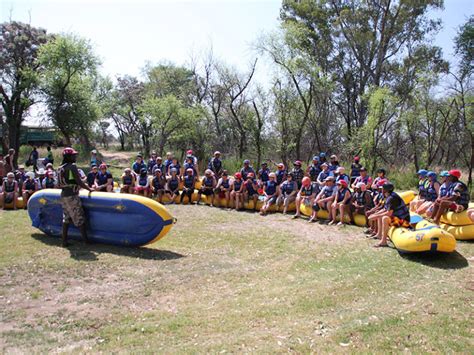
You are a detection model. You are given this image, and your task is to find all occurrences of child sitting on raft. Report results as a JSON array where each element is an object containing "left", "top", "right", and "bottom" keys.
[
  {"left": 310, "top": 176, "right": 336, "bottom": 223},
  {"left": 431, "top": 170, "right": 469, "bottom": 225},
  {"left": 410, "top": 169, "right": 428, "bottom": 212},
  {"left": 165, "top": 168, "right": 181, "bottom": 203},
  {"left": 230, "top": 172, "right": 244, "bottom": 210},
  {"left": 180, "top": 168, "right": 197, "bottom": 204},
  {"left": 329, "top": 179, "right": 352, "bottom": 226},
  {"left": 276, "top": 172, "right": 297, "bottom": 214},
  {"left": 260, "top": 172, "right": 279, "bottom": 215},
  {"left": 135, "top": 168, "right": 150, "bottom": 197},
  {"left": 21, "top": 172, "right": 38, "bottom": 208},
  {"left": 197, "top": 169, "right": 217, "bottom": 206},
  {"left": 215, "top": 170, "right": 231, "bottom": 207},
  {"left": 416, "top": 171, "right": 440, "bottom": 215},
  {"left": 350, "top": 182, "right": 373, "bottom": 226},
  {"left": 120, "top": 168, "right": 135, "bottom": 194},
  {"left": 364, "top": 179, "right": 388, "bottom": 237},
  {"left": 368, "top": 183, "right": 410, "bottom": 248},
  {"left": 293, "top": 176, "right": 315, "bottom": 219},
  {"left": 244, "top": 172, "right": 259, "bottom": 211},
  {"left": 151, "top": 169, "right": 167, "bottom": 203}
]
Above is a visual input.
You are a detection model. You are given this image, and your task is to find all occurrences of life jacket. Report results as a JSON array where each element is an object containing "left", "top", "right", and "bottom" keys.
[
  {"left": 259, "top": 168, "right": 270, "bottom": 182},
  {"left": 97, "top": 171, "right": 110, "bottom": 185},
  {"left": 351, "top": 163, "right": 362, "bottom": 177},
  {"left": 374, "top": 192, "right": 385, "bottom": 206},
  {"left": 153, "top": 164, "right": 165, "bottom": 175},
  {"left": 385, "top": 192, "right": 410, "bottom": 220},
  {"left": 183, "top": 175, "right": 195, "bottom": 189},
  {"left": 3, "top": 179, "right": 15, "bottom": 193},
  {"left": 418, "top": 178, "right": 428, "bottom": 199},
  {"left": 168, "top": 176, "right": 179, "bottom": 191},
  {"left": 322, "top": 185, "right": 335, "bottom": 198},
  {"left": 44, "top": 177, "right": 55, "bottom": 189},
  {"left": 209, "top": 158, "right": 222, "bottom": 172},
  {"left": 220, "top": 178, "right": 230, "bottom": 189},
  {"left": 138, "top": 175, "right": 148, "bottom": 187},
  {"left": 246, "top": 180, "right": 257, "bottom": 195},
  {"left": 328, "top": 162, "right": 339, "bottom": 172},
  {"left": 153, "top": 176, "right": 166, "bottom": 190},
  {"left": 291, "top": 168, "right": 304, "bottom": 183},
  {"left": 449, "top": 181, "right": 470, "bottom": 208},
  {"left": 311, "top": 181, "right": 321, "bottom": 196},
  {"left": 265, "top": 180, "right": 277, "bottom": 195},
  {"left": 147, "top": 159, "right": 156, "bottom": 173},
  {"left": 240, "top": 167, "right": 254, "bottom": 180},
  {"left": 132, "top": 161, "right": 146, "bottom": 174},
  {"left": 318, "top": 171, "right": 330, "bottom": 182},
  {"left": 233, "top": 179, "right": 242, "bottom": 191},
  {"left": 57, "top": 164, "right": 79, "bottom": 192},
  {"left": 309, "top": 164, "right": 321, "bottom": 181},
  {"left": 426, "top": 180, "right": 439, "bottom": 202},
  {"left": 439, "top": 182, "right": 451, "bottom": 198},
  {"left": 336, "top": 174, "right": 349, "bottom": 185},
  {"left": 24, "top": 179, "right": 36, "bottom": 191},
  {"left": 281, "top": 180, "right": 296, "bottom": 195},
  {"left": 87, "top": 172, "right": 97, "bottom": 186},
  {"left": 276, "top": 170, "right": 286, "bottom": 185},
  {"left": 168, "top": 163, "right": 181, "bottom": 173},
  {"left": 300, "top": 185, "right": 314, "bottom": 197},
  {"left": 355, "top": 191, "right": 367, "bottom": 206},
  {"left": 203, "top": 176, "right": 214, "bottom": 187},
  {"left": 356, "top": 175, "right": 370, "bottom": 185},
  {"left": 122, "top": 175, "right": 133, "bottom": 185},
  {"left": 336, "top": 187, "right": 351, "bottom": 204}
]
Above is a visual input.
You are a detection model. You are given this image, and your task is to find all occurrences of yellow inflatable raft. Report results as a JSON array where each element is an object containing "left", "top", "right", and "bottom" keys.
[
  {"left": 439, "top": 202, "right": 474, "bottom": 226},
  {"left": 4, "top": 196, "right": 25, "bottom": 209},
  {"left": 389, "top": 220, "right": 456, "bottom": 253},
  {"left": 440, "top": 223, "right": 474, "bottom": 241}
]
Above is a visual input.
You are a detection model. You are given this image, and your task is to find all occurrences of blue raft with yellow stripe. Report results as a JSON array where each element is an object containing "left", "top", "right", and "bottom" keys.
[{"left": 27, "top": 189, "right": 175, "bottom": 247}]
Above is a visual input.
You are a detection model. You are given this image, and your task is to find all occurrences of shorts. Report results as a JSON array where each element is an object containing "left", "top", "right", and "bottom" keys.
[
  {"left": 61, "top": 195, "right": 86, "bottom": 227},
  {"left": 449, "top": 203, "right": 466, "bottom": 213},
  {"left": 166, "top": 189, "right": 179, "bottom": 195},
  {"left": 312, "top": 203, "right": 320, "bottom": 211},
  {"left": 200, "top": 188, "right": 214, "bottom": 196},
  {"left": 4, "top": 192, "right": 14, "bottom": 204},
  {"left": 390, "top": 216, "right": 410, "bottom": 228},
  {"left": 135, "top": 186, "right": 150, "bottom": 193},
  {"left": 266, "top": 195, "right": 277, "bottom": 204}
]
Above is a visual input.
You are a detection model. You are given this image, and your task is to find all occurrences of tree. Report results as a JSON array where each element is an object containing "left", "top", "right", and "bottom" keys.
[
  {"left": 39, "top": 34, "right": 100, "bottom": 147},
  {"left": 0, "top": 21, "right": 49, "bottom": 160}
]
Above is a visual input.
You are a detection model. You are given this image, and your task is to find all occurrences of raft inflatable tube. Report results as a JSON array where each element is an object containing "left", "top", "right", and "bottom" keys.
[
  {"left": 27, "top": 189, "right": 175, "bottom": 247},
  {"left": 440, "top": 223, "right": 474, "bottom": 241},
  {"left": 388, "top": 220, "right": 456, "bottom": 253},
  {"left": 299, "top": 203, "right": 367, "bottom": 226},
  {"left": 399, "top": 190, "right": 416, "bottom": 205},
  {"left": 160, "top": 189, "right": 200, "bottom": 204},
  {"left": 4, "top": 196, "right": 25, "bottom": 209},
  {"left": 439, "top": 203, "right": 474, "bottom": 226}
]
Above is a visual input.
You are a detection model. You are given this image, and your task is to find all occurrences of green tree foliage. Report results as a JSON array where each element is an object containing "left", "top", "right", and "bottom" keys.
[
  {"left": 0, "top": 21, "right": 49, "bottom": 159},
  {"left": 38, "top": 34, "right": 100, "bottom": 147},
  {"left": 455, "top": 15, "right": 474, "bottom": 77}
]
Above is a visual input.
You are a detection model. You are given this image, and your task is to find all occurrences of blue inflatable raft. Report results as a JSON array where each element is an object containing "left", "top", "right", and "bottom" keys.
[{"left": 27, "top": 189, "right": 175, "bottom": 247}]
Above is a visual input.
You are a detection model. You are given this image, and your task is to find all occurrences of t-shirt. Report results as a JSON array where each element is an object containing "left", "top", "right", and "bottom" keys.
[
  {"left": 384, "top": 192, "right": 409, "bottom": 220},
  {"left": 132, "top": 161, "right": 147, "bottom": 174},
  {"left": 96, "top": 171, "right": 112, "bottom": 185}
]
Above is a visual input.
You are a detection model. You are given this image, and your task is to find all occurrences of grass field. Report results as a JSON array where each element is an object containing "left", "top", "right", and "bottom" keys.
[{"left": 0, "top": 205, "right": 473, "bottom": 353}]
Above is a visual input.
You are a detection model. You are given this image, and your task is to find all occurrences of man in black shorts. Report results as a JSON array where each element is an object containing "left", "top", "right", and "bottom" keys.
[{"left": 57, "top": 147, "right": 94, "bottom": 247}]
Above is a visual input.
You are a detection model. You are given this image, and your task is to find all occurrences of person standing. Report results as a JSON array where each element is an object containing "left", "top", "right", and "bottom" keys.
[
  {"left": 45, "top": 146, "right": 54, "bottom": 166},
  {"left": 208, "top": 151, "right": 223, "bottom": 178},
  {"left": 57, "top": 147, "right": 94, "bottom": 247},
  {"left": 4, "top": 148, "right": 16, "bottom": 174},
  {"left": 28, "top": 146, "right": 39, "bottom": 172}
]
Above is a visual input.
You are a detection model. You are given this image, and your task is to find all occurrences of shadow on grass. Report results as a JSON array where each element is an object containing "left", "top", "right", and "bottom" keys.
[
  {"left": 31, "top": 233, "right": 185, "bottom": 262},
  {"left": 399, "top": 250, "right": 469, "bottom": 270}
]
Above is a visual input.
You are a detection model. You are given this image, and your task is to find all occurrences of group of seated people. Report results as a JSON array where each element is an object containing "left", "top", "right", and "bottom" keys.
[
  {"left": 2, "top": 148, "right": 472, "bottom": 247},
  {"left": 0, "top": 163, "right": 58, "bottom": 210}
]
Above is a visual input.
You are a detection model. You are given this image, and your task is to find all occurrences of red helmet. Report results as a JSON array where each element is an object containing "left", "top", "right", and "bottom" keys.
[
  {"left": 294, "top": 160, "right": 302, "bottom": 166},
  {"left": 302, "top": 176, "right": 311, "bottom": 187},
  {"left": 234, "top": 172, "right": 242, "bottom": 179},
  {"left": 448, "top": 169, "right": 461, "bottom": 179},
  {"left": 247, "top": 172, "right": 254, "bottom": 178},
  {"left": 99, "top": 163, "right": 107, "bottom": 169},
  {"left": 63, "top": 147, "right": 78, "bottom": 156},
  {"left": 337, "top": 179, "right": 348, "bottom": 188},
  {"left": 354, "top": 156, "right": 360, "bottom": 161},
  {"left": 377, "top": 179, "right": 388, "bottom": 187},
  {"left": 186, "top": 149, "right": 193, "bottom": 155}
]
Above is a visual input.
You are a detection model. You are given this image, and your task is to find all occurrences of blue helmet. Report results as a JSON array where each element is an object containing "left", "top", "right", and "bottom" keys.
[
  {"left": 417, "top": 169, "right": 428, "bottom": 177},
  {"left": 312, "top": 155, "right": 319, "bottom": 161},
  {"left": 319, "top": 152, "right": 326, "bottom": 158},
  {"left": 440, "top": 170, "right": 450, "bottom": 177},
  {"left": 427, "top": 171, "right": 437, "bottom": 179}
]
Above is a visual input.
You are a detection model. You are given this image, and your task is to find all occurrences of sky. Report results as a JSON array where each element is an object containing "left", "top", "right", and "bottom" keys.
[{"left": 1, "top": 0, "right": 473, "bottom": 124}]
